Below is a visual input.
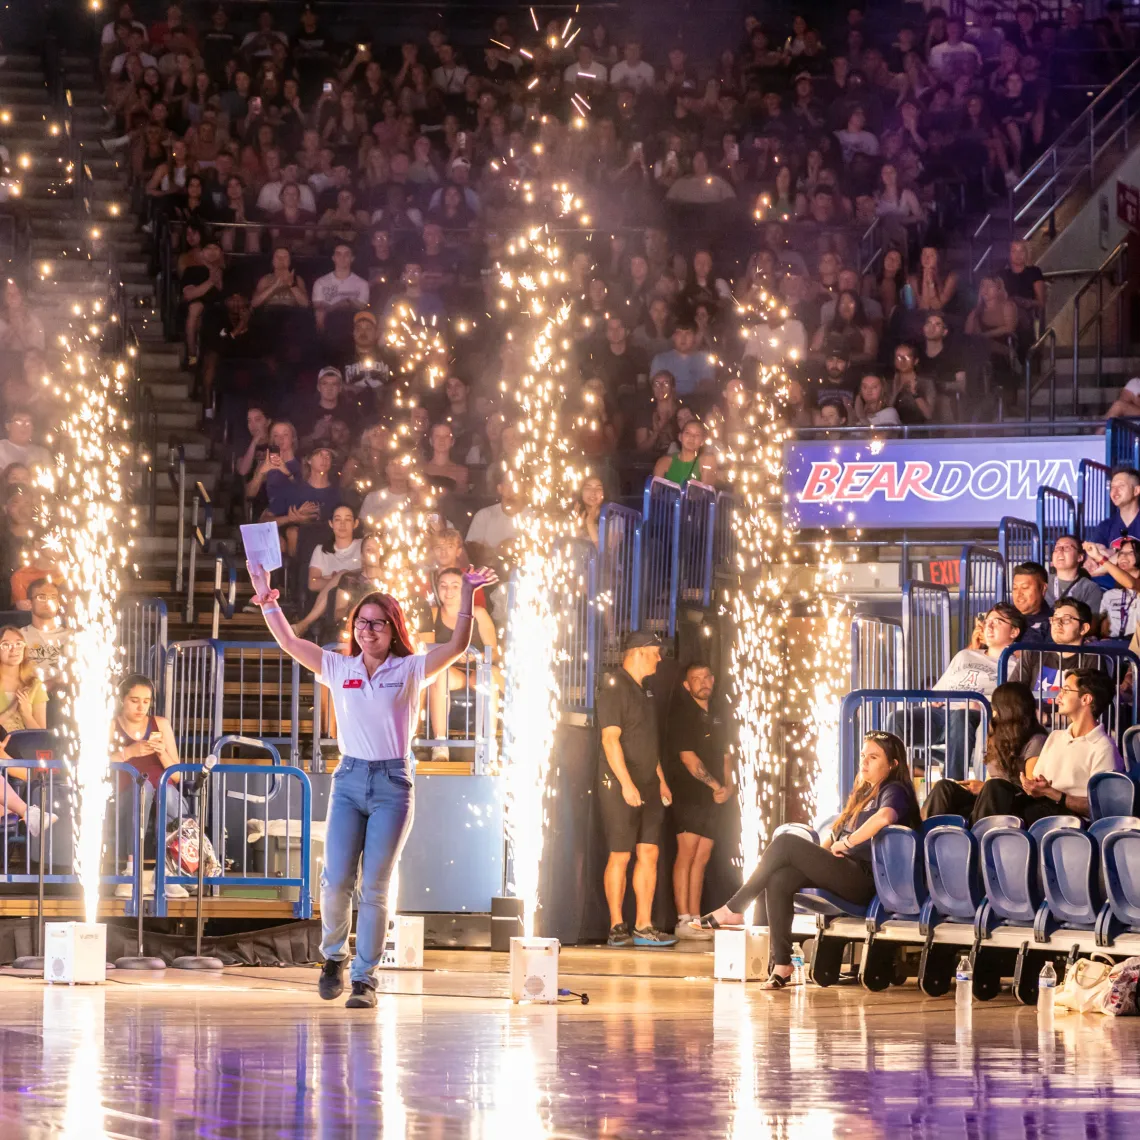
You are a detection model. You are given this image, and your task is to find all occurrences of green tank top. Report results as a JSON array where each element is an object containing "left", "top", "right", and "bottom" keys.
[{"left": 664, "top": 454, "right": 700, "bottom": 486}]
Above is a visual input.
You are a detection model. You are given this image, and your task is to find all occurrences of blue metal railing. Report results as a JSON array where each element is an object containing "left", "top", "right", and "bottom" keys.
[
  {"left": 153, "top": 757, "right": 312, "bottom": 920},
  {"left": 557, "top": 539, "right": 597, "bottom": 715},
  {"left": 998, "top": 517, "right": 1040, "bottom": 578},
  {"left": 998, "top": 643, "right": 1140, "bottom": 748},
  {"left": 714, "top": 490, "right": 735, "bottom": 572},
  {"left": 596, "top": 503, "right": 642, "bottom": 667},
  {"left": 1078, "top": 459, "right": 1112, "bottom": 542},
  {"left": 677, "top": 481, "right": 716, "bottom": 609},
  {"left": 640, "top": 477, "right": 682, "bottom": 640},
  {"left": 118, "top": 597, "right": 168, "bottom": 695},
  {"left": 1106, "top": 418, "right": 1140, "bottom": 468},
  {"left": 850, "top": 616, "right": 904, "bottom": 690},
  {"left": 902, "top": 582, "right": 952, "bottom": 688},
  {"left": 840, "top": 689, "right": 992, "bottom": 794},
  {"left": 1036, "top": 486, "right": 1077, "bottom": 556},
  {"left": 957, "top": 546, "right": 1007, "bottom": 650}
]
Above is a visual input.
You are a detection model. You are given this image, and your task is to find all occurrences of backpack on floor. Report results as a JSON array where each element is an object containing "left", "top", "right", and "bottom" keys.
[{"left": 166, "top": 817, "right": 221, "bottom": 881}]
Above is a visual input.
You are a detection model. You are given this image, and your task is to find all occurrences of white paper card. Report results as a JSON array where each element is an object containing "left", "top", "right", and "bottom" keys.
[{"left": 239, "top": 522, "right": 282, "bottom": 573}]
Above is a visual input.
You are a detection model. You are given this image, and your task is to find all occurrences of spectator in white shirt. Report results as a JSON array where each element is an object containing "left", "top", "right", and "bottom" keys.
[
  {"left": 465, "top": 482, "right": 523, "bottom": 567},
  {"left": 110, "top": 27, "right": 157, "bottom": 76},
  {"left": 257, "top": 161, "right": 317, "bottom": 215},
  {"left": 1099, "top": 538, "right": 1140, "bottom": 639},
  {"left": 973, "top": 669, "right": 1122, "bottom": 823},
  {"left": 929, "top": 17, "right": 982, "bottom": 79},
  {"left": 0, "top": 410, "right": 50, "bottom": 473},
  {"left": 21, "top": 577, "right": 70, "bottom": 691},
  {"left": 311, "top": 243, "right": 370, "bottom": 332},
  {"left": 431, "top": 43, "right": 469, "bottom": 94},
  {"left": 308, "top": 504, "right": 363, "bottom": 595},
  {"left": 564, "top": 44, "right": 608, "bottom": 86},
  {"left": 610, "top": 41, "right": 655, "bottom": 91}
]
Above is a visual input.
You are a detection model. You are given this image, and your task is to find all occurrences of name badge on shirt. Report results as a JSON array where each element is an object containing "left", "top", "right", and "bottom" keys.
[{"left": 343, "top": 679, "right": 364, "bottom": 689}]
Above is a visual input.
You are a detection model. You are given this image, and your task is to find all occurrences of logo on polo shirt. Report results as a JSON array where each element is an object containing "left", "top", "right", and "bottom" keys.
[{"left": 343, "top": 679, "right": 364, "bottom": 689}]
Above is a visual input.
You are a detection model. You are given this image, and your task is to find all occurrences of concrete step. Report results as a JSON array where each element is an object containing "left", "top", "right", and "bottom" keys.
[
  {"left": 155, "top": 408, "right": 204, "bottom": 431},
  {"left": 146, "top": 380, "right": 193, "bottom": 401},
  {"left": 157, "top": 437, "right": 211, "bottom": 462}
]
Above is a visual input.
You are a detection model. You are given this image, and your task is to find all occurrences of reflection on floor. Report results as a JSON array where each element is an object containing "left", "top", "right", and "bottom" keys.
[{"left": 0, "top": 946, "right": 1138, "bottom": 1138}]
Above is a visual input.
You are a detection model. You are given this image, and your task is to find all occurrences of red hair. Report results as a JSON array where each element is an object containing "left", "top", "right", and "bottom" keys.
[{"left": 348, "top": 592, "right": 416, "bottom": 658}]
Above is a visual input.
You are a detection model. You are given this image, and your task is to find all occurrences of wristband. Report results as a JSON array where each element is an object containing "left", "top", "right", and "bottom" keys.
[
  {"left": 458, "top": 611, "right": 473, "bottom": 619},
  {"left": 261, "top": 605, "right": 282, "bottom": 616}
]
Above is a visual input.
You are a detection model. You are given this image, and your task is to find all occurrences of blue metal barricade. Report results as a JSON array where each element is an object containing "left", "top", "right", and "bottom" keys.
[
  {"left": 640, "top": 477, "right": 682, "bottom": 639},
  {"left": 152, "top": 755, "right": 312, "bottom": 919},
  {"left": 998, "top": 517, "right": 1040, "bottom": 577},
  {"left": 1105, "top": 418, "right": 1140, "bottom": 468},
  {"left": 556, "top": 539, "right": 597, "bottom": 715},
  {"left": 117, "top": 598, "right": 168, "bottom": 693},
  {"left": 1036, "top": 486, "right": 1077, "bottom": 556},
  {"left": 677, "top": 481, "right": 717, "bottom": 608},
  {"left": 850, "top": 616, "right": 904, "bottom": 690},
  {"left": 215, "top": 641, "right": 302, "bottom": 766},
  {"left": 596, "top": 503, "right": 642, "bottom": 667},
  {"left": 1078, "top": 459, "right": 1112, "bottom": 542},
  {"left": 902, "top": 582, "right": 951, "bottom": 688},
  {"left": 0, "top": 755, "right": 140, "bottom": 913},
  {"left": 163, "top": 640, "right": 223, "bottom": 765},
  {"left": 957, "top": 547, "right": 1007, "bottom": 650},
  {"left": 998, "top": 643, "right": 1140, "bottom": 747},
  {"left": 840, "top": 689, "right": 992, "bottom": 793},
  {"left": 714, "top": 490, "right": 736, "bottom": 572}
]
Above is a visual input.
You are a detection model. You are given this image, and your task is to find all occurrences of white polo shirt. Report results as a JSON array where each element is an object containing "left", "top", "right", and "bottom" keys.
[
  {"left": 319, "top": 648, "right": 428, "bottom": 760},
  {"left": 1033, "top": 723, "right": 1122, "bottom": 798}
]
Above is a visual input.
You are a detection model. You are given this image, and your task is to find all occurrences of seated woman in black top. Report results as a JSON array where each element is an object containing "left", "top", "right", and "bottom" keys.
[{"left": 694, "top": 731, "right": 919, "bottom": 989}]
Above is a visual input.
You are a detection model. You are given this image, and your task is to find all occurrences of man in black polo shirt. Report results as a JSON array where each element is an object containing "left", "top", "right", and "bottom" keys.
[
  {"left": 667, "top": 663, "right": 732, "bottom": 942},
  {"left": 597, "top": 631, "right": 677, "bottom": 948}
]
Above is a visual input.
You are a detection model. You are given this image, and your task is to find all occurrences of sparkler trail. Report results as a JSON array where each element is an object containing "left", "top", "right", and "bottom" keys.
[
  {"left": 39, "top": 349, "right": 133, "bottom": 924},
  {"left": 497, "top": 204, "right": 583, "bottom": 935}
]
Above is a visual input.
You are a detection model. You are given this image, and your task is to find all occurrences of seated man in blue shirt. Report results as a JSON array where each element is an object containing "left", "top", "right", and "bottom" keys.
[
  {"left": 1084, "top": 465, "right": 1140, "bottom": 588},
  {"left": 1011, "top": 561, "right": 1053, "bottom": 642},
  {"left": 649, "top": 318, "right": 717, "bottom": 400}
]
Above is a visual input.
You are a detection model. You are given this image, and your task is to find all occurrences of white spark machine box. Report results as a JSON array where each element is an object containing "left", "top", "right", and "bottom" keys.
[
  {"left": 713, "top": 927, "right": 770, "bottom": 982},
  {"left": 44, "top": 922, "right": 107, "bottom": 985},
  {"left": 380, "top": 915, "right": 424, "bottom": 969},
  {"left": 509, "top": 936, "right": 559, "bottom": 1003}
]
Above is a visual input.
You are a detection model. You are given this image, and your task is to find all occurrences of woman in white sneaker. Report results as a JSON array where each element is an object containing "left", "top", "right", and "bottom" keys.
[
  {"left": 247, "top": 558, "right": 496, "bottom": 1009},
  {"left": 110, "top": 673, "right": 188, "bottom": 899}
]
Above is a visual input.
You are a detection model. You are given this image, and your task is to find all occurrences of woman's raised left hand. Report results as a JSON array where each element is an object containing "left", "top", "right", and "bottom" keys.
[{"left": 462, "top": 566, "right": 499, "bottom": 591}]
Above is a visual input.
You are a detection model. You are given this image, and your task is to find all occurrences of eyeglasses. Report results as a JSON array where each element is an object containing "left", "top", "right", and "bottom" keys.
[
  {"left": 864, "top": 731, "right": 894, "bottom": 741},
  {"left": 1050, "top": 615, "right": 1081, "bottom": 626},
  {"left": 353, "top": 618, "right": 391, "bottom": 633}
]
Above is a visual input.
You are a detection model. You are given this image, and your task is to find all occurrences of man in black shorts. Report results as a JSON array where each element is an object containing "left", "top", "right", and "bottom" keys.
[
  {"left": 597, "top": 631, "right": 677, "bottom": 948},
  {"left": 667, "top": 663, "right": 732, "bottom": 942}
]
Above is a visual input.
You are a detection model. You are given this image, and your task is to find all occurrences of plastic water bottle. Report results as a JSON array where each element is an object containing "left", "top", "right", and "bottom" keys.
[
  {"left": 791, "top": 942, "right": 805, "bottom": 987},
  {"left": 1038, "top": 961, "right": 1057, "bottom": 1023},
  {"left": 955, "top": 955, "right": 973, "bottom": 1013},
  {"left": 901, "top": 282, "right": 917, "bottom": 310}
]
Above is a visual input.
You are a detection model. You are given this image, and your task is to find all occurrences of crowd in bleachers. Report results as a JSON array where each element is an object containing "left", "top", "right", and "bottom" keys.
[{"left": 100, "top": 0, "right": 1138, "bottom": 531}]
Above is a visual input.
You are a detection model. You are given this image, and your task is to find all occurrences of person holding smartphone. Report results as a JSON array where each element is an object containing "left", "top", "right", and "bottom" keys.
[
  {"left": 245, "top": 560, "right": 497, "bottom": 1008},
  {"left": 110, "top": 673, "right": 188, "bottom": 899}
]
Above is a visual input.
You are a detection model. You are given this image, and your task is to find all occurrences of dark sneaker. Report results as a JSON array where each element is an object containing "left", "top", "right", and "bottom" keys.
[
  {"left": 633, "top": 925, "right": 679, "bottom": 948},
  {"left": 318, "top": 958, "right": 344, "bottom": 1001},
  {"left": 607, "top": 922, "right": 633, "bottom": 947},
  {"left": 345, "top": 981, "right": 377, "bottom": 1009}
]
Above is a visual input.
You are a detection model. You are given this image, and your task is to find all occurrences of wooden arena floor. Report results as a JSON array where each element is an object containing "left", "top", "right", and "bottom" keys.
[{"left": 0, "top": 945, "right": 1137, "bottom": 1138}]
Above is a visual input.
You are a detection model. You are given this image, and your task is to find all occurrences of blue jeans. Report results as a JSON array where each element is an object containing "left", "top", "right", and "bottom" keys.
[
  {"left": 887, "top": 707, "right": 982, "bottom": 781},
  {"left": 320, "top": 756, "right": 415, "bottom": 989}
]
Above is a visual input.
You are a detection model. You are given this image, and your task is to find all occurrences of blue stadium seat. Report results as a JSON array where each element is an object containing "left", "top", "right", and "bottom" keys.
[
  {"left": 790, "top": 825, "right": 867, "bottom": 918},
  {"left": 1122, "top": 725, "right": 1140, "bottom": 776},
  {"left": 1037, "top": 816, "right": 1140, "bottom": 937},
  {"left": 1103, "top": 826, "right": 1140, "bottom": 929},
  {"left": 3, "top": 730, "right": 58, "bottom": 760},
  {"left": 924, "top": 824, "right": 986, "bottom": 923},
  {"left": 971, "top": 815, "right": 1022, "bottom": 840},
  {"left": 981, "top": 817, "right": 1083, "bottom": 929},
  {"left": 870, "top": 826, "right": 926, "bottom": 920},
  {"left": 1088, "top": 771, "right": 1137, "bottom": 821},
  {"left": 1028, "top": 815, "right": 1083, "bottom": 842}
]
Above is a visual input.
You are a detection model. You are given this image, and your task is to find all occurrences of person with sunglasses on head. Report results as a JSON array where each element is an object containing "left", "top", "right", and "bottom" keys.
[
  {"left": 245, "top": 557, "right": 496, "bottom": 1010},
  {"left": 1096, "top": 537, "right": 1140, "bottom": 641},
  {"left": 1045, "top": 534, "right": 1103, "bottom": 612},
  {"left": 692, "top": 731, "right": 919, "bottom": 988}
]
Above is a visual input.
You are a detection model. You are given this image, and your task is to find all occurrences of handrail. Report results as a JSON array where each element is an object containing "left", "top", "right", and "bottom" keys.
[
  {"left": 1003, "top": 54, "right": 1140, "bottom": 240},
  {"left": 185, "top": 481, "right": 215, "bottom": 624},
  {"left": 168, "top": 442, "right": 187, "bottom": 593},
  {"left": 210, "top": 543, "right": 238, "bottom": 639},
  {"left": 1022, "top": 240, "right": 1127, "bottom": 422}
]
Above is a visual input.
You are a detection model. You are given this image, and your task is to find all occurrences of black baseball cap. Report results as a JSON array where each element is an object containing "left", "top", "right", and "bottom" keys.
[{"left": 625, "top": 630, "right": 662, "bottom": 652}]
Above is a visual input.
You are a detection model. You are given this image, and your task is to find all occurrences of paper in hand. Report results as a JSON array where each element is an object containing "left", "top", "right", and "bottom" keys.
[{"left": 239, "top": 521, "right": 282, "bottom": 573}]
